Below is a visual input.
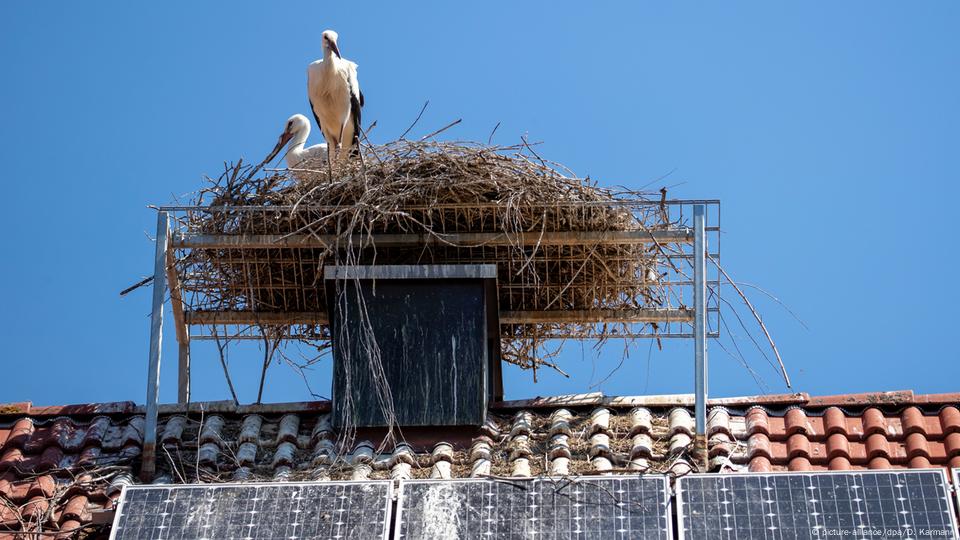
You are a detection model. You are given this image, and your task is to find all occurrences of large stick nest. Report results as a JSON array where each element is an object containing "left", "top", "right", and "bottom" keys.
[{"left": 180, "top": 140, "right": 672, "bottom": 370}]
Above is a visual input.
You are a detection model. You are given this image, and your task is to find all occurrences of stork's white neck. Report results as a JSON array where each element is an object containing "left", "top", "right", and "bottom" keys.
[
  {"left": 285, "top": 127, "right": 310, "bottom": 167},
  {"left": 291, "top": 126, "right": 309, "bottom": 149}
]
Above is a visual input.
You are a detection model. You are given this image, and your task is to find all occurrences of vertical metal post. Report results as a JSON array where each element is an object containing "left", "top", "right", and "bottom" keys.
[
  {"left": 163, "top": 216, "right": 191, "bottom": 404},
  {"left": 141, "top": 211, "right": 168, "bottom": 481},
  {"left": 693, "top": 204, "right": 709, "bottom": 470}
]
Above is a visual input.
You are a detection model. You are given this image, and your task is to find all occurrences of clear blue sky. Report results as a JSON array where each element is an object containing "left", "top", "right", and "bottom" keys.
[{"left": 1, "top": 2, "right": 957, "bottom": 407}]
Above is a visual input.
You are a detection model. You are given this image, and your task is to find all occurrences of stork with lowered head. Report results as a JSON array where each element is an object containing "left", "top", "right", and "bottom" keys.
[
  {"left": 264, "top": 114, "right": 328, "bottom": 177},
  {"left": 307, "top": 29, "right": 364, "bottom": 176}
]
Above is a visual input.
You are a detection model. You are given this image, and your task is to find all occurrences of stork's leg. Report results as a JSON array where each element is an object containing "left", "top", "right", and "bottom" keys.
[
  {"left": 352, "top": 123, "right": 364, "bottom": 165},
  {"left": 338, "top": 116, "right": 352, "bottom": 162},
  {"left": 327, "top": 144, "right": 334, "bottom": 179}
]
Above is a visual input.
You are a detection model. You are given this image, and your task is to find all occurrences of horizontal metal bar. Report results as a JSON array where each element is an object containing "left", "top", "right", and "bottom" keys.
[
  {"left": 185, "top": 307, "right": 693, "bottom": 326},
  {"left": 159, "top": 200, "right": 721, "bottom": 212},
  {"left": 663, "top": 253, "right": 721, "bottom": 260},
  {"left": 505, "top": 333, "right": 721, "bottom": 340},
  {"left": 500, "top": 308, "right": 693, "bottom": 324},
  {"left": 188, "top": 331, "right": 722, "bottom": 341},
  {"left": 179, "top": 281, "right": 723, "bottom": 292},
  {"left": 175, "top": 256, "right": 707, "bottom": 265},
  {"left": 186, "top": 311, "right": 330, "bottom": 325},
  {"left": 324, "top": 264, "right": 497, "bottom": 280},
  {"left": 173, "top": 230, "right": 694, "bottom": 249}
]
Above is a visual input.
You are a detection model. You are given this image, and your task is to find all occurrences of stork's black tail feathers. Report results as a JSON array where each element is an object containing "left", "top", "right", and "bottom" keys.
[{"left": 349, "top": 93, "right": 363, "bottom": 158}]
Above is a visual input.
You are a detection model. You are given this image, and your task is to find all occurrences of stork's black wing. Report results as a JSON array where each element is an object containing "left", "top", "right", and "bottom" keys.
[
  {"left": 348, "top": 80, "right": 363, "bottom": 155},
  {"left": 308, "top": 96, "right": 323, "bottom": 136},
  {"left": 349, "top": 93, "right": 362, "bottom": 156}
]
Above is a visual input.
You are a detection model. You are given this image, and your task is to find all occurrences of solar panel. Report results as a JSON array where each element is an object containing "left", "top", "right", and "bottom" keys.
[
  {"left": 395, "top": 475, "right": 671, "bottom": 539},
  {"left": 954, "top": 469, "right": 960, "bottom": 519},
  {"left": 109, "top": 481, "right": 392, "bottom": 540},
  {"left": 677, "top": 469, "right": 959, "bottom": 540}
]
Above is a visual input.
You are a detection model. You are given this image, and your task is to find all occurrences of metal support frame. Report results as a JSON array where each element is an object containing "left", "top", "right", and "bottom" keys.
[
  {"left": 165, "top": 226, "right": 191, "bottom": 404},
  {"left": 138, "top": 201, "right": 719, "bottom": 477},
  {"left": 141, "top": 211, "right": 168, "bottom": 482},
  {"left": 693, "top": 204, "right": 709, "bottom": 470}
]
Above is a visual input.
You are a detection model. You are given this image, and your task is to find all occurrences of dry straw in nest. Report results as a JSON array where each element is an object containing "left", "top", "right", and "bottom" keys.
[{"left": 181, "top": 139, "right": 673, "bottom": 372}]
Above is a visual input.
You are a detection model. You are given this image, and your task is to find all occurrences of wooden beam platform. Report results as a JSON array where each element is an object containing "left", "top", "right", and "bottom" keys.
[
  {"left": 172, "top": 229, "right": 694, "bottom": 250},
  {"left": 184, "top": 308, "right": 693, "bottom": 326}
]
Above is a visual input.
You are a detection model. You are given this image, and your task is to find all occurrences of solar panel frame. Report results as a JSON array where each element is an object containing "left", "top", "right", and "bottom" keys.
[
  {"left": 394, "top": 475, "right": 672, "bottom": 540},
  {"left": 109, "top": 480, "right": 393, "bottom": 540},
  {"left": 953, "top": 469, "right": 960, "bottom": 522},
  {"left": 676, "top": 468, "right": 960, "bottom": 540}
]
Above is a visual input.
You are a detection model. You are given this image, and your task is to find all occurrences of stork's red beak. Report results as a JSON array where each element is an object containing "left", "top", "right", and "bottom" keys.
[
  {"left": 265, "top": 129, "right": 294, "bottom": 163},
  {"left": 329, "top": 40, "right": 341, "bottom": 59}
]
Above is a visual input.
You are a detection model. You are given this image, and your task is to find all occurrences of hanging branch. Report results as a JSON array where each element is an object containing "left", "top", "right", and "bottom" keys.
[
  {"left": 212, "top": 330, "right": 240, "bottom": 405},
  {"left": 710, "top": 255, "right": 791, "bottom": 388}
]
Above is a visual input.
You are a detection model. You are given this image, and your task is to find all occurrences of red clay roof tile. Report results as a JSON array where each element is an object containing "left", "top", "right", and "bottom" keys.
[
  {"left": 6, "top": 418, "right": 34, "bottom": 449},
  {"left": 27, "top": 402, "right": 137, "bottom": 417},
  {"left": 0, "top": 474, "right": 56, "bottom": 502},
  {"left": 786, "top": 433, "right": 811, "bottom": 459},
  {"left": 747, "top": 432, "right": 772, "bottom": 460},
  {"left": 748, "top": 454, "right": 772, "bottom": 472},
  {"left": 82, "top": 417, "right": 111, "bottom": 447},
  {"left": 745, "top": 407, "right": 769, "bottom": 435},
  {"left": 826, "top": 432, "right": 850, "bottom": 460},
  {"left": 706, "top": 408, "right": 731, "bottom": 438},
  {"left": 823, "top": 407, "right": 846, "bottom": 434},
  {"left": 20, "top": 495, "right": 50, "bottom": 522},
  {"left": 37, "top": 445, "right": 64, "bottom": 472},
  {"left": 55, "top": 519, "right": 83, "bottom": 540},
  {"left": 0, "top": 403, "right": 30, "bottom": 415},
  {"left": 905, "top": 431, "right": 930, "bottom": 460},
  {"left": 60, "top": 494, "right": 89, "bottom": 524},
  {"left": 805, "top": 390, "right": 916, "bottom": 407},
  {"left": 901, "top": 406, "right": 925, "bottom": 434},
  {"left": 0, "top": 447, "right": 24, "bottom": 472},
  {"left": 829, "top": 455, "right": 852, "bottom": 470},
  {"left": 946, "top": 431, "right": 960, "bottom": 457},
  {"left": 788, "top": 455, "right": 812, "bottom": 471},
  {"left": 941, "top": 406, "right": 960, "bottom": 434},
  {"left": 865, "top": 433, "right": 890, "bottom": 460},
  {"left": 862, "top": 408, "right": 887, "bottom": 436},
  {"left": 785, "top": 408, "right": 811, "bottom": 436},
  {"left": 911, "top": 392, "right": 960, "bottom": 405},
  {"left": 0, "top": 506, "right": 20, "bottom": 530},
  {"left": 708, "top": 434, "right": 734, "bottom": 458}
]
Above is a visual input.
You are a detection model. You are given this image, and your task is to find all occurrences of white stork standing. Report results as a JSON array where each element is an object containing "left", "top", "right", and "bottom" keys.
[
  {"left": 307, "top": 29, "right": 364, "bottom": 176},
  {"left": 264, "top": 114, "right": 328, "bottom": 175}
]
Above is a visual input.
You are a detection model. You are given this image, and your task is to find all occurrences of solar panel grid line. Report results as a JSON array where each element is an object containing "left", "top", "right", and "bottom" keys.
[
  {"left": 676, "top": 469, "right": 959, "bottom": 540},
  {"left": 108, "top": 480, "right": 393, "bottom": 540},
  {"left": 394, "top": 475, "right": 671, "bottom": 540}
]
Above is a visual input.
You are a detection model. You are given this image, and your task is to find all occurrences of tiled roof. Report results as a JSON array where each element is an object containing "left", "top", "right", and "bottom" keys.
[{"left": 1, "top": 390, "right": 958, "bottom": 538}]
